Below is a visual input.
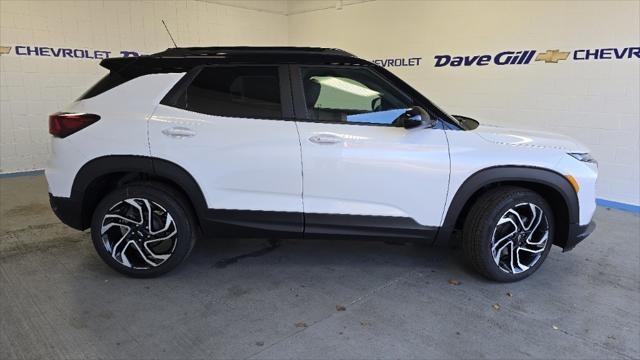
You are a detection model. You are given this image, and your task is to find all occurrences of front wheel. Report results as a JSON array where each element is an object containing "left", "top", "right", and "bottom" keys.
[
  {"left": 90, "top": 183, "right": 196, "bottom": 277},
  {"left": 462, "top": 187, "right": 554, "bottom": 282}
]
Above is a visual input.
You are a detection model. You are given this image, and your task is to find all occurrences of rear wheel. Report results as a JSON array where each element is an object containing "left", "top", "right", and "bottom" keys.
[
  {"left": 462, "top": 187, "right": 554, "bottom": 282},
  {"left": 90, "top": 183, "right": 196, "bottom": 277}
]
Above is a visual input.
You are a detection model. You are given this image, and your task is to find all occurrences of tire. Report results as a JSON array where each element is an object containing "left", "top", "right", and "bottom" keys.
[
  {"left": 90, "top": 182, "right": 197, "bottom": 277},
  {"left": 462, "top": 186, "right": 554, "bottom": 282}
]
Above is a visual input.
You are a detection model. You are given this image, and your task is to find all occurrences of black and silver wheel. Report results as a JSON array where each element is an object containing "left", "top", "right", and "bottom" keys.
[
  {"left": 463, "top": 187, "right": 554, "bottom": 282},
  {"left": 91, "top": 183, "right": 196, "bottom": 277}
]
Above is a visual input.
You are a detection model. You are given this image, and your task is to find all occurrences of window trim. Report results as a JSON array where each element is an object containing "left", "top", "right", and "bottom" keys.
[
  {"left": 160, "top": 64, "right": 294, "bottom": 120},
  {"left": 290, "top": 64, "right": 416, "bottom": 127}
]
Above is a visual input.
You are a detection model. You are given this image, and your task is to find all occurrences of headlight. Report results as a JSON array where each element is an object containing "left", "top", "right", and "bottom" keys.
[{"left": 568, "top": 152, "right": 597, "bottom": 164}]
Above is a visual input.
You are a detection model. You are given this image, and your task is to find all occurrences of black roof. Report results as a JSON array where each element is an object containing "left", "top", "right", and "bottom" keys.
[
  {"left": 152, "top": 46, "right": 356, "bottom": 58},
  {"left": 100, "top": 46, "right": 369, "bottom": 75}
]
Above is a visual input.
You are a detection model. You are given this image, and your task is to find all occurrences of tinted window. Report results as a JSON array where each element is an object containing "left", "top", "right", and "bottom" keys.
[
  {"left": 301, "top": 67, "right": 413, "bottom": 125},
  {"left": 78, "top": 72, "right": 130, "bottom": 100},
  {"left": 185, "top": 66, "right": 282, "bottom": 119}
]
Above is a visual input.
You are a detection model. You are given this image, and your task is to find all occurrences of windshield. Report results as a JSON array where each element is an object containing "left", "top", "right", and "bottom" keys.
[
  {"left": 452, "top": 115, "right": 480, "bottom": 130},
  {"left": 426, "top": 98, "right": 469, "bottom": 129}
]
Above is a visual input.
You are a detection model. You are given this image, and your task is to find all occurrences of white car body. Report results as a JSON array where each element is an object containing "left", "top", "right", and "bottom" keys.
[{"left": 47, "top": 72, "right": 597, "bottom": 228}]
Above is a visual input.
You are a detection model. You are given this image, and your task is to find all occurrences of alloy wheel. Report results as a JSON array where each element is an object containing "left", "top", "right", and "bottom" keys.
[
  {"left": 100, "top": 198, "right": 178, "bottom": 269},
  {"left": 491, "top": 202, "right": 549, "bottom": 274}
]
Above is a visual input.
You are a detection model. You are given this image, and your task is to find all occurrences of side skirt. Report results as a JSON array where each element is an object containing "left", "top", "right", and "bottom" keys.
[
  {"left": 201, "top": 209, "right": 303, "bottom": 238},
  {"left": 200, "top": 209, "right": 438, "bottom": 241}
]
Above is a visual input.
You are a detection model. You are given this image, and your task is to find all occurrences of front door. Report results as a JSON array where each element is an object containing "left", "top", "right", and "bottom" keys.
[
  {"left": 149, "top": 65, "right": 303, "bottom": 236},
  {"left": 291, "top": 65, "right": 450, "bottom": 239}
]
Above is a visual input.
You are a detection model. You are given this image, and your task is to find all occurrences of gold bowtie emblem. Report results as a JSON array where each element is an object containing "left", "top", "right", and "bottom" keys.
[
  {"left": 535, "top": 49, "right": 570, "bottom": 63},
  {"left": 0, "top": 46, "right": 11, "bottom": 55}
]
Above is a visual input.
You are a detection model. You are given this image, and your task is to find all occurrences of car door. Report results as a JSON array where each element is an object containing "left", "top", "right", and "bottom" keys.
[
  {"left": 291, "top": 65, "right": 450, "bottom": 240},
  {"left": 149, "top": 65, "right": 303, "bottom": 235}
]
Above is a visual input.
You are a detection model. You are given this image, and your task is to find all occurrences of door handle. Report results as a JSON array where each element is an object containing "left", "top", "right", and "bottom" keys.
[
  {"left": 309, "top": 134, "right": 342, "bottom": 145},
  {"left": 162, "top": 127, "right": 196, "bottom": 138}
]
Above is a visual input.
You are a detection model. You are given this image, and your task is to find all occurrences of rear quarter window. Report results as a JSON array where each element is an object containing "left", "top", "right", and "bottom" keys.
[{"left": 77, "top": 72, "right": 132, "bottom": 100}]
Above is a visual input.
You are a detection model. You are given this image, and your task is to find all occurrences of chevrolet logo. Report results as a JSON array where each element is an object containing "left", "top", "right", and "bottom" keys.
[
  {"left": 535, "top": 49, "right": 570, "bottom": 63},
  {"left": 0, "top": 46, "right": 11, "bottom": 55}
]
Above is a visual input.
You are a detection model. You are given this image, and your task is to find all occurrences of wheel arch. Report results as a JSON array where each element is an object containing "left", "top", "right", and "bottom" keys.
[
  {"left": 70, "top": 155, "right": 207, "bottom": 230},
  {"left": 438, "top": 166, "right": 579, "bottom": 249}
]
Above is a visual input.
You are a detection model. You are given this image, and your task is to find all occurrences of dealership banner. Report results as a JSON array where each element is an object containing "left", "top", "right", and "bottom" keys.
[
  {"left": 0, "top": 44, "right": 143, "bottom": 59},
  {"left": 372, "top": 46, "right": 639, "bottom": 68},
  {"left": 2, "top": 44, "right": 638, "bottom": 68}
]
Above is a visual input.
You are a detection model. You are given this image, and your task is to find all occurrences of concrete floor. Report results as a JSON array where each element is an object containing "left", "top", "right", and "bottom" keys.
[{"left": 1, "top": 175, "right": 639, "bottom": 360}]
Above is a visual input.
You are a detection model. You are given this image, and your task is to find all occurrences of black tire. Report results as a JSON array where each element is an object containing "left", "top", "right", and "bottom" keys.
[
  {"left": 462, "top": 186, "right": 554, "bottom": 282},
  {"left": 90, "top": 182, "right": 196, "bottom": 278}
]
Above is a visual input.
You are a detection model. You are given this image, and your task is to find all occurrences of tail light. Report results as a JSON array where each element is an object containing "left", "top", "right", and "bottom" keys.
[{"left": 49, "top": 112, "right": 100, "bottom": 138}]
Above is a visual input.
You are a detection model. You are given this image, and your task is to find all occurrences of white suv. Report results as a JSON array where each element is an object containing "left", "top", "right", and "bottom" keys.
[{"left": 46, "top": 47, "right": 597, "bottom": 281}]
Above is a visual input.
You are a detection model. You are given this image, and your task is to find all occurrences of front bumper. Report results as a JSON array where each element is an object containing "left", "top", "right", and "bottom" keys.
[
  {"left": 563, "top": 221, "right": 596, "bottom": 252},
  {"left": 49, "top": 193, "right": 86, "bottom": 230}
]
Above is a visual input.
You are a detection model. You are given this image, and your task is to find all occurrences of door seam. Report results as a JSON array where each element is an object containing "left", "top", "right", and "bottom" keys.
[
  {"left": 288, "top": 64, "right": 306, "bottom": 236},
  {"left": 294, "top": 121, "right": 306, "bottom": 236}
]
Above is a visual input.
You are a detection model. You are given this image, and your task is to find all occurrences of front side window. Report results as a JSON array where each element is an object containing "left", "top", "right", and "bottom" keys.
[
  {"left": 301, "top": 67, "right": 413, "bottom": 125},
  {"left": 184, "top": 66, "right": 282, "bottom": 119}
]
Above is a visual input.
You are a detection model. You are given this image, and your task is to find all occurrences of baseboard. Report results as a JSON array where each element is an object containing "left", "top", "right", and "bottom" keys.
[
  {"left": 0, "top": 169, "right": 44, "bottom": 178},
  {"left": 1, "top": 169, "right": 638, "bottom": 213},
  {"left": 596, "top": 198, "right": 640, "bottom": 213}
]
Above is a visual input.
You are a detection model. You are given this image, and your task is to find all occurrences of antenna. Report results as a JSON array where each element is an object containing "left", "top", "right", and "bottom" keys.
[{"left": 162, "top": 20, "right": 178, "bottom": 48}]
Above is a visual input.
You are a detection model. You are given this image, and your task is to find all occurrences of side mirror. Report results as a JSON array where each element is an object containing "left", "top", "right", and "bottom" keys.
[{"left": 395, "top": 106, "right": 435, "bottom": 129}]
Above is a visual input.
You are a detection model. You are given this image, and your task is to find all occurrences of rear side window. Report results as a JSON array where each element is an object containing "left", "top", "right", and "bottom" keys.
[
  {"left": 78, "top": 72, "right": 129, "bottom": 100},
  {"left": 180, "top": 66, "right": 282, "bottom": 119}
]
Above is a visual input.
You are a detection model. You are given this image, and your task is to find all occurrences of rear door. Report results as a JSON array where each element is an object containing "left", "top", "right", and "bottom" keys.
[
  {"left": 149, "top": 65, "right": 303, "bottom": 235},
  {"left": 291, "top": 65, "right": 450, "bottom": 239}
]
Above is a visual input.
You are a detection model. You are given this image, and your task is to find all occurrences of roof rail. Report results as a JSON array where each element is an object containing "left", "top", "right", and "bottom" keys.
[{"left": 152, "top": 46, "right": 356, "bottom": 58}]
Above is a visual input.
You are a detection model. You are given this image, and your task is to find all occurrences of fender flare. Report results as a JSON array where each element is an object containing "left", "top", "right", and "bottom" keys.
[
  {"left": 436, "top": 165, "right": 579, "bottom": 244},
  {"left": 70, "top": 155, "right": 208, "bottom": 228}
]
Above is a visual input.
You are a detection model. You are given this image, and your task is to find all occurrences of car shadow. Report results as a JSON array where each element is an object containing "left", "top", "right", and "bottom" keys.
[{"left": 183, "top": 234, "right": 480, "bottom": 279}]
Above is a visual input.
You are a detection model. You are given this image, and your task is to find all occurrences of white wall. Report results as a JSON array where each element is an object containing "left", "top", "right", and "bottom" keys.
[
  {"left": 1, "top": 0, "right": 638, "bottom": 206},
  {"left": 0, "top": 0, "right": 288, "bottom": 172},
  {"left": 288, "top": 0, "right": 640, "bottom": 206}
]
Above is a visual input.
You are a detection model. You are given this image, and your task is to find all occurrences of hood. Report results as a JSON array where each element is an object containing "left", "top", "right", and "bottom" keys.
[{"left": 474, "top": 124, "right": 590, "bottom": 153}]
